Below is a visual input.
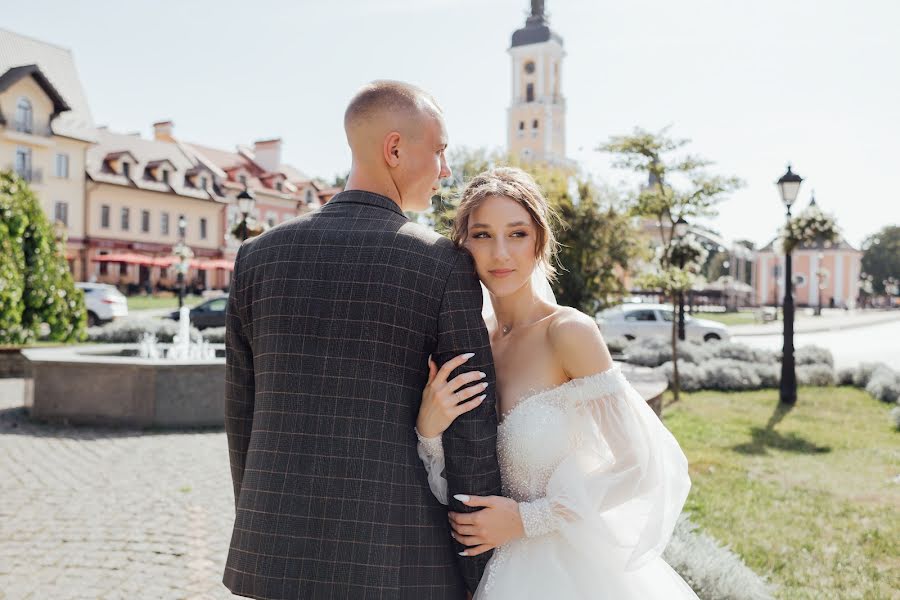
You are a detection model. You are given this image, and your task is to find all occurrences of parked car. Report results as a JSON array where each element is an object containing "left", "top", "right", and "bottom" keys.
[
  {"left": 75, "top": 282, "right": 129, "bottom": 327},
  {"left": 596, "top": 303, "right": 730, "bottom": 343},
  {"left": 168, "top": 296, "right": 227, "bottom": 330}
]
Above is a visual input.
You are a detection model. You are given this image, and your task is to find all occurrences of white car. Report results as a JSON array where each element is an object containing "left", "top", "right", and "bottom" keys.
[
  {"left": 75, "top": 282, "right": 128, "bottom": 326},
  {"left": 596, "top": 303, "right": 730, "bottom": 343}
]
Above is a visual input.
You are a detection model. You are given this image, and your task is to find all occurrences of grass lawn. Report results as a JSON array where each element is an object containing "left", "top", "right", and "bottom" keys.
[
  {"left": 692, "top": 311, "right": 760, "bottom": 326},
  {"left": 126, "top": 294, "right": 204, "bottom": 311},
  {"left": 663, "top": 386, "right": 899, "bottom": 599}
]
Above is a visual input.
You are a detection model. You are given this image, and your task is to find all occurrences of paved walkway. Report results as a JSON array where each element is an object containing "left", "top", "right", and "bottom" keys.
[
  {"left": 0, "top": 380, "right": 235, "bottom": 600},
  {"left": 729, "top": 308, "right": 900, "bottom": 337}
]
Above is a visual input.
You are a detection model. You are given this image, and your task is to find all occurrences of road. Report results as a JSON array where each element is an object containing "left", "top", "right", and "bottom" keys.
[{"left": 734, "top": 318, "right": 900, "bottom": 371}]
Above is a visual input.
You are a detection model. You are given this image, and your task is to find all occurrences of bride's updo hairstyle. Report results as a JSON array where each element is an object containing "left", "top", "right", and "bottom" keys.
[{"left": 451, "top": 166, "right": 560, "bottom": 280}]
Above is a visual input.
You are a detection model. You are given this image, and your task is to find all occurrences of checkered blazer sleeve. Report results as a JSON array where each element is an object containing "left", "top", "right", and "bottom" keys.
[
  {"left": 434, "top": 250, "right": 502, "bottom": 592},
  {"left": 225, "top": 243, "right": 255, "bottom": 508}
]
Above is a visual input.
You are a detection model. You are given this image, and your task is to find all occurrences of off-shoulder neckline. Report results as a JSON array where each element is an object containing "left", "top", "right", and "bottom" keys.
[{"left": 498, "top": 363, "right": 624, "bottom": 426}]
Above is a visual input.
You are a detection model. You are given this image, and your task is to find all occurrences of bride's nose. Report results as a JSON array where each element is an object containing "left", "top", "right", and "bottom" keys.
[{"left": 493, "top": 238, "right": 511, "bottom": 261}]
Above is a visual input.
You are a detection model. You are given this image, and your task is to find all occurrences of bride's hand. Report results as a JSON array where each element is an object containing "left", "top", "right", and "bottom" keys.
[
  {"left": 448, "top": 495, "right": 525, "bottom": 556},
  {"left": 416, "top": 353, "right": 488, "bottom": 439}
]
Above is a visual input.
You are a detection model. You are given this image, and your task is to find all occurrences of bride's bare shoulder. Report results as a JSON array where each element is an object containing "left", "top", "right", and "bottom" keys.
[{"left": 546, "top": 307, "right": 613, "bottom": 379}]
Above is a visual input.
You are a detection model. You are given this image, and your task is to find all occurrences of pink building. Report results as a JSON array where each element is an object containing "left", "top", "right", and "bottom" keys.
[{"left": 753, "top": 200, "right": 862, "bottom": 309}]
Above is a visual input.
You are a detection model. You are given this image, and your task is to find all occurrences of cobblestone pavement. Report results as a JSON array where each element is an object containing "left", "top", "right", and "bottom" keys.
[{"left": 0, "top": 380, "right": 236, "bottom": 600}]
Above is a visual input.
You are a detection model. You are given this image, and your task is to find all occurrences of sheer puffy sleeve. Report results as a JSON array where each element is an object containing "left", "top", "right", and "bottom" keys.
[
  {"left": 517, "top": 366, "right": 691, "bottom": 571},
  {"left": 416, "top": 429, "right": 449, "bottom": 505}
]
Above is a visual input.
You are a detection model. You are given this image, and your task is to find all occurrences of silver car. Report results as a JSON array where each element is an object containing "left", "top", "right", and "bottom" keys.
[
  {"left": 597, "top": 303, "right": 730, "bottom": 343},
  {"left": 75, "top": 282, "right": 129, "bottom": 326}
]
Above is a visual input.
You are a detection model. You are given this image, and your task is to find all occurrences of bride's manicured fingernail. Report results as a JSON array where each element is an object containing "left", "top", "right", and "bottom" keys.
[
  {"left": 476, "top": 394, "right": 486, "bottom": 402},
  {"left": 458, "top": 551, "right": 468, "bottom": 556},
  {"left": 463, "top": 353, "right": 475, "bottom": 359},
  {"left": 454, "top": 494, "right": 470, "bottom": 503}
]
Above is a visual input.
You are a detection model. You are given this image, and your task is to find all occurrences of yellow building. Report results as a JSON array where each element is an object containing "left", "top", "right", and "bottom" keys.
[
  {"left": 507, "top": 0, "right": 567, "bottom": 163},
  {"left": 0, "top": 29, "right": 96, "bottom": 280}
]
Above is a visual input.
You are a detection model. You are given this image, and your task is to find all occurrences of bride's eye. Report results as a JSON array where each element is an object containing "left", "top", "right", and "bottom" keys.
[
  {"left": 510, "top": 231, "right": 528, "bottom": 238},
  {"left": 472, "top": 232, "right": 490, "bottom": 239}
]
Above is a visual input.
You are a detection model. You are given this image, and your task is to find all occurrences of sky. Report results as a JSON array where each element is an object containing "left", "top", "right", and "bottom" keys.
[{"left": 8, "top": 0, "right": 900, "bottom": 249}]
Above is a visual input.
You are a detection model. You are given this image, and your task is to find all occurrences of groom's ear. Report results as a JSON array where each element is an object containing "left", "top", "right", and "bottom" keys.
[{"left": 384, "top": 132, "right": 402, "bottom": 168}]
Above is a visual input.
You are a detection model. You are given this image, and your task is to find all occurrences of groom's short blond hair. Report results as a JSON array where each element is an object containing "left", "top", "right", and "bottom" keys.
[{"left": 344, "top": 80, "right": 442, "bottom": 134}]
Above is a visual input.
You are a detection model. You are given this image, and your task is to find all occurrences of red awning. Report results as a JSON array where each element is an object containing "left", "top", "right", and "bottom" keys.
[
  {"left": 192, "top": 258, "right": 234, "bottom": 271},
  {"left": 92, "top": 252, "right": 157, "bottom": 266}
]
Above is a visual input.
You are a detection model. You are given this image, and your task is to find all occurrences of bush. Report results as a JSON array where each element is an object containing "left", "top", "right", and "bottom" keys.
[
  {"left": 658, "top": 360, "right": 706, "bottom": 392},
  {"left": 201, "top": 326, "right": 226, "bottom": 343},
  {"left": 794, "top": 345, "right": 834, "bottom": 367},
  {"left": 710, "top": 341, "right": 776, "bottom": 365},
  {"left": 851, "top": 362, "right": 891, "bottom": 388},
  {"left": 796, "top": 364, "right": 836, "bottom": 387},
  {"left": 864, "top": 366, "right": 900, "bottom": 403},
  {"left": 87, "top": 318, "right": 201, "bottom": 344},
  {"left": 837, "top": 367, "right": 855, "bottom": 386},
  {"left": 664, "top": 515, "right": 775, "bottom": 600},
  {"left": 890, "top": 405, "right": 900, "bottom": 430},
  {"left": 0, "top": 171, "right": 86, "bottom": 344}
]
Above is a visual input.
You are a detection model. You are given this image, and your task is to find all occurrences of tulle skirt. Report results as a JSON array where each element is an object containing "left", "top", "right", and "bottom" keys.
[{"left": 474, "top": 531, "right": 698, "bottom": 600}]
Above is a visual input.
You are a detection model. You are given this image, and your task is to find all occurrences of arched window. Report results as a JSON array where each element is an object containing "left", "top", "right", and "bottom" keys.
[
  {"left": 526, "top": 83, "right": 534, "bottom": 103},
  {"left": 16, "top": 98, "right": 33, "bottom": 133},
  {"left": 524, "top": 61, "right": 535, "bottom": 74},
  {"left": 532, "top": 119, "right": 539, "bottom": 129},
  {"left": 518, "top": 121, "right": 525, "bottom": 130}
]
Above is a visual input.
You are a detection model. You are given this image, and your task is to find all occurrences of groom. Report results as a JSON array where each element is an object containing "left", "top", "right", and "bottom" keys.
[{"left": 223, "top": 81, "right": 501, "bottom": 599}]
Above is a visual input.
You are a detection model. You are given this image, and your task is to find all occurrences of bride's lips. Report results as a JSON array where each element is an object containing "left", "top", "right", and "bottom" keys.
[{"left": 489, "top": 269, "right": 515, "bottom": 278}]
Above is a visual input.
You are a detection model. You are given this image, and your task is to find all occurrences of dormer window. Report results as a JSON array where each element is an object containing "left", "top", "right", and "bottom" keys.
[
  {"left": 122, "top": 162, "right": 131, "bottom": 178},
  {"left": 201, "top": 176, "right": 208, "bottom": 189},
  {"left": 239, "top": 174, "right": 247, "bottom": 186},
  {"left": 305, "top": 189, "right": 314, "bottom": 205},
  {"left": 162, "top": 170, "right": 170, "bottom": 185},
  {"left": 15, "top": 98, "right": 33, "bottom": 134},
  {"left": 275, "top": 180, "right": 283, "bottom": 192}
]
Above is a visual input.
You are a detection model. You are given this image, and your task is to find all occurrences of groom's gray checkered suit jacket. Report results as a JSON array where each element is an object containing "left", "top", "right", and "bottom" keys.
[{"left": 223, "top": 191, "right": 501, "bottom": 599}]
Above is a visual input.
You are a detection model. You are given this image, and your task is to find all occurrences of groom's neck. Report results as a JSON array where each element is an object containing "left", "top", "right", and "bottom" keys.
[{"left": 344, "top": 167, "right": 402, "bottom": 209}]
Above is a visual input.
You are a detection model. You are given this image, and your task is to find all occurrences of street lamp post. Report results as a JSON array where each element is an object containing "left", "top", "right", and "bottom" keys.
[
  {"left": 777, "top": 165, "right": 803, "bottom": 405},
  {"left": 673, "top": 216, "right": 689, "bottom": 341},
  {"left": 173, "top": 216, "right": 193, "bottom": 310},
  {"left": 236, "top": 187, "right": 256, "bottom": 243},
  {"left": 814, "top": 252, "right": 826, "bottom": 316}
]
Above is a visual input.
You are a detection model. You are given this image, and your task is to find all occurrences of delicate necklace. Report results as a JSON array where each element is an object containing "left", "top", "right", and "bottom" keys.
[{"left": 501, "top": 324, "right": 512, "bottom": 336}]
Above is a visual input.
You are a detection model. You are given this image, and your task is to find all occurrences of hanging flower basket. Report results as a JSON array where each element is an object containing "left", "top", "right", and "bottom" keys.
[{"left": 779, "top": 204, "right": 840, "bottom": 253}]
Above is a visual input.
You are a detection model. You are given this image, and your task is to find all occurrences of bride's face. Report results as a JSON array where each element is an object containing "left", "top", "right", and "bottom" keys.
[{"left": 464, "top": 194, "right": 538, "bottom": 298}]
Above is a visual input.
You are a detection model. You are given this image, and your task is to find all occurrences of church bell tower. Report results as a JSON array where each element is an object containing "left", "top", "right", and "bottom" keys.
[{"left": 507, "top": 0, "right": 566, "bottom": 163}]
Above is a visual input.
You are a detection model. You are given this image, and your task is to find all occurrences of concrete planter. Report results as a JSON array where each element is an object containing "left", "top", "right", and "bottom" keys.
[{"left": 21, "top": 344, "right": 225, "bottom": 428}]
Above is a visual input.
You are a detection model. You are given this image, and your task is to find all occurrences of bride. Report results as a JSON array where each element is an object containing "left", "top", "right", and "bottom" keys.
[{"left": 415, "top": 167, "right": 698, "bottom": 599}]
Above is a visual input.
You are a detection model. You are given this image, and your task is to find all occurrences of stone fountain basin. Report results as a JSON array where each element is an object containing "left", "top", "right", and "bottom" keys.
[{"left": 21, "top": 344, "right": 225, "bottom": 428}]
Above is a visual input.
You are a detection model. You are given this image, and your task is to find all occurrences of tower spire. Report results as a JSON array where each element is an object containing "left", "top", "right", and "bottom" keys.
[{"left": 531, "top": 0, "right": 544, "bottom": 18}]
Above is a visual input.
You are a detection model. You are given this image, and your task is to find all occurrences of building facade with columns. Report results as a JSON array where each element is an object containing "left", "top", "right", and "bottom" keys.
[
  {"left": 0, "top": 28, "right": 97, "bottom": 281},
  {"left": 753, "top": 198, "right": 862, "bottom": 309},
  {"left": 507, "top": 0, "right": 567, "bottom": 163}
]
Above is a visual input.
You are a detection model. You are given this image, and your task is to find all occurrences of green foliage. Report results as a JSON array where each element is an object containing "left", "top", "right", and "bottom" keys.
[
  {"left": 861, "top": 225, "right": 900, "bottom": 295},
  {"left": 0, "top": 171, "right": 86, "bottom": 344}
]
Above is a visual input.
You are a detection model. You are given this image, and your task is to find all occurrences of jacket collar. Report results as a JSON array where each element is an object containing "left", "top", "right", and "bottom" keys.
[{"left": 327, "top": 190, "right": 408, "bottom": 219}]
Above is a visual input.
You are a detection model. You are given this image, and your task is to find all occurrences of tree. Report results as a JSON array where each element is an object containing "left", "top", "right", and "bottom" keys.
[
  {"left": 601, "top": 128, "right": 742, "bottom": 402},
  {"left": 861, "top": 225, "right": 900, "bottom": 295},
  {"left": 0, "top": 171, "right": 86, "bottom": 345}
]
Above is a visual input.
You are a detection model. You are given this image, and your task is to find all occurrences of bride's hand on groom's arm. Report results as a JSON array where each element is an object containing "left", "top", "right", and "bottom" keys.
[
  {"left": 417, "top": 353, "right": 489, "bottom": 439},
  {"left": 448, "top": 494, "right": 525, "bottom": 556}
]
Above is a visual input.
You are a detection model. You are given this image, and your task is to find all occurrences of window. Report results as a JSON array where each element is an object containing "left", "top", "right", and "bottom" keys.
[
  {"left": 141, "top": 210, "right": 150, "bottom": 233},
  {"left": 122, "top": 162, "right": 131, "bottom": 178},
  {"left": 55, "top": 154, "right": 70, "bottom": 178},
  {"left": 200, "top": 218, "right": 208, "bottom": 239},
  {"left": 121, "top": 207, "right": 130, "bottom": 231},
  {"left": 15, "top": 98, "right": 33, "bottom": 133},
  {"left": 161, "top": 212, "right": 170, "bottom": 235},
  {"left": 532, "top": 119, "right": 539, "bottom": 129},
  {"left": 101, "top": 205, "right": 110, "bottom": 228},
  {"left": 305, "top": 189, "right": 314, "bottom": 205},
  {"left": 15, "top": 147, "right": 32, "bottom": 180},
  {"left": 178, "top": 214, "right": 186, "bottom": 237},
  {"left": 275, "top": 180, "right": 283, "bottom": 191},
  {"left": 54, "top": 202, "right": 68, "bottom": 226},
  {"left": 625, "top": 310, "right": 657, "bottom": 322},
  {"left": 526, "top": 83, "right": 534, "bottom": 102},
  {"left": 162, "top": 170, "right": 169, "bottom": 185},
  {"left": 99, "top": 252, "right": 108, "bottom": 275},
  {"left": 524, "top": 61, "right": 535, "bottom": 74},
  {"left": 200, "top": 176, "right": 208, "bottom": 189},
  {"left": 659, "top": 310, "right": 674, "bottom": 322},
  {"left": 518, "top": 121, "right": 525, "bottom": 130},
  {"left": 239, "top": 174, "right": 247, "bottom": 186}
]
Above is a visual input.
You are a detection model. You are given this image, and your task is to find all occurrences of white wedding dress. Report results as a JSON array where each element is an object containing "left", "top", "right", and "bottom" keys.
[{"left": 417, "top": 364, "right": 699, "bottom": 599}]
